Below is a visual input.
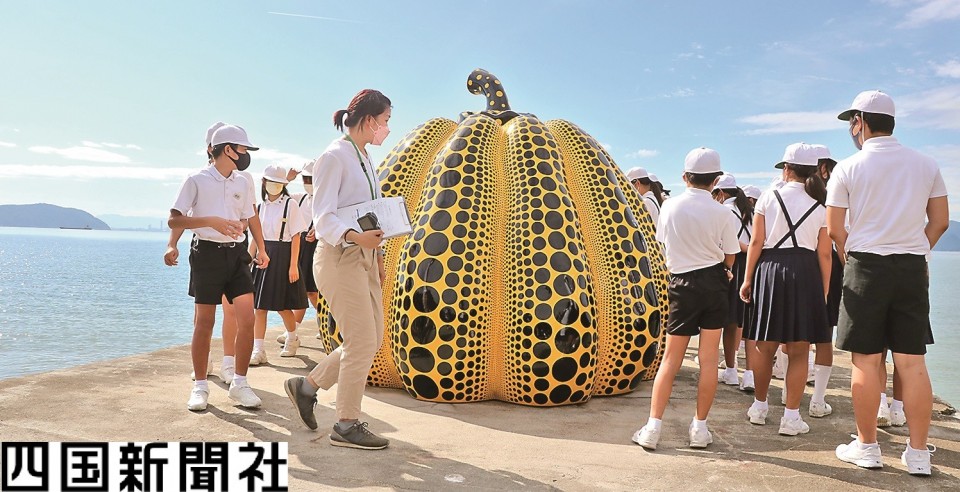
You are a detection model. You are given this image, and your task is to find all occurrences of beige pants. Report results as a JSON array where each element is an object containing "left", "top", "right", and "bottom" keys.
[{"left": 308, "top": 242, "right": 383, "bottom": 421}]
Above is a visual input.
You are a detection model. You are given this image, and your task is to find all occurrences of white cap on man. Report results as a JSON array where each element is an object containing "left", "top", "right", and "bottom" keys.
[
  {"left": 205, "top": 121, "right": 226, "bottom": 146},
  {"left": 775, "top": 142, "right": 819, "bottom": 169},
  {"left": 837, "top": 90, "right": 895, "bottom": 120},
  {"left": 742, "top": 185, "right": 762, "bottom": 200},
  {"left": 684, "top": 147, "right": 722, "bottom": 173},
  {"left": 714, "top": 173, "right": 737, "bottom": 190},
  {"left": 625, "top": 167, "right": 649, "bottom": 181},
  {"left": 211, "top": 125, "right": 259, "bottom": 150},
  {"left": 263, "top": 165, "right": 290, "bottom": 184}
]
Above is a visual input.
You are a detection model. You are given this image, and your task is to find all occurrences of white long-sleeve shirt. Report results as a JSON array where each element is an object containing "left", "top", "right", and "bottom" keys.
[{"left": 311, "top": 138, "right": 381, "bottom": 246}]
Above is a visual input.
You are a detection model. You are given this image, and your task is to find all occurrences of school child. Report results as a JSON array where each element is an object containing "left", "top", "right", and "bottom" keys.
[
  {"left": 626, "top": 167, "right": 662, "bottom": 226},
  {"left": 711, "top": 174, "right": 755, "bottom": 391},
  {"left": 249, "top": 165, "right": 308, "bottom": 362},
  {"left": 632, "top": 147, "right": 740, "bottom": 450},
  {"left": 276, "top": 161, "right": 321, "bottom": 344},
  {"left": 742, "top": 185, "right": 761, "bottom": 207},
  {"left": 739, "top": 143, "right": 832, "bottom": 436},
  {"left": 169, "top": 124, "right": 268, "bottom": 411}
]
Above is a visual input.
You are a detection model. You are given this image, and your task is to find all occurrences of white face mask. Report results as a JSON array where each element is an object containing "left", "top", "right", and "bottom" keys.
[
  {"left": 304, "top": 183, "right": 314, "bottom": 196},
  {"left": 265, "top": 182, "right": 285, "bottom": 196}
]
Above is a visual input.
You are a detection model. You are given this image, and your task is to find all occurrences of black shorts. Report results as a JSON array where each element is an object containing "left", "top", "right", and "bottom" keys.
[
  {"left": 188, "top": 239, "right": 254, "bottom": 305},
  {"left": 836, "top": 252, "right": 931, "bottom": 355},
  {"left": 666, "top": 264, "right": 729, "bottom": 336}
]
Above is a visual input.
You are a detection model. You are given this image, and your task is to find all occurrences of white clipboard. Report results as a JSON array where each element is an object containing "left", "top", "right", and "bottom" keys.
[{"left": 335, "top": 196, "right": 413, "bottom": 241}]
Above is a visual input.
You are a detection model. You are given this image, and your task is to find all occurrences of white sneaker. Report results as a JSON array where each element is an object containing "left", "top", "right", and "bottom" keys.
[
  {"left": 836, "top": 439, "right": 883, "bottom": 469},
  {"left": 877, "top": 403, "right": 892, "bottom": 428},
  {"left": 688, "top": 422, "right": 713, "bottom": 449},
  {"left": 808, "top": 401, "right": 833, "bottom": 418},
  {"left": 631, "top": 425, "right": 661, "bottom": 450},
  {"left": 747, "top": 405, "right": 768, "bottom": 425},
  {"left": 249, "top": 348, "right": 268, "bottom": 366},
  {"left": 719, "top": 368, "right": 739, "bottom": 386},
  {"left": 228, "top": 380, "right": 262, "bottom": 408},
  {"left": 779, "top": 416, "right": 810, "bottom": 436},
  {"left": 781, "top": 387, "right": 787, "bottom": 405},
  {"left": 187, "top": 387, "right": 209, "bottom": 411},
  {"left": 890, "top": 407, "right": 907, "bottom": 427},
  {"left": 280, "top": 337, "right": 300, "bottom": 357},
  {"left": 740, "top": 371, "right": 755, "bottom": 392},
  {"left": 772, "top": 351, "right": 787, "bottom": 380},
  {"left": 901, "top": 440, "right": 935, "bottom": 476},
  {"left": 219, "top": 365, "right": 235, "bottom": 385},
  {"left": 191, "top": 352, "right": 215, "bottom": 380},
  {"left": 276, "top": 333, "right": 287, "bottom": 344}
]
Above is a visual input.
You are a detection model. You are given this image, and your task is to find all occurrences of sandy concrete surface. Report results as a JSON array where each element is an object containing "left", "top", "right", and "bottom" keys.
[{"left": 1, "top": 319, "right": 958, "bottom": 491}]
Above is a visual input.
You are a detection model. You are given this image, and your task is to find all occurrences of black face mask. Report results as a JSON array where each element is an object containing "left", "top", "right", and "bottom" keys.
[{"left": 229, "top": 146, "right": 251, "bottom": 171}]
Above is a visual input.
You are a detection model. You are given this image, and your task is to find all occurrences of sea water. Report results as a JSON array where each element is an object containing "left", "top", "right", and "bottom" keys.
[{"left": 1, "top": 227, "right": 959, "bottom": 405}]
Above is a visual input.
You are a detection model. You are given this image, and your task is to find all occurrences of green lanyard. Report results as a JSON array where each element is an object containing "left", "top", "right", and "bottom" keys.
[{"left": 345, "top": 136, "right": 376, "bottom": 201}]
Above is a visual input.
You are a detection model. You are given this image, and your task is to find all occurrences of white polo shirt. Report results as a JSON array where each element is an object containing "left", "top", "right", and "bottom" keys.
[
  {"left": 312, "top": 138, "right": 381, "bottom": 246},
  {"left": 237, "top": 170, "right": 257, "bottom": 213},
  {"left": 258, "top": 195, "right": 307, "bottom": 242},
  {"left": 655, "top": 187, "right": 741, "bottom": 274},
  {"left": 826, "top": 136, "right": 947, "bottom": 255},
  {"left": 642, "top": 191, "right": 661, "bottom": 226},
  {"left": 172, "top": 166, "right": 254, "bottom": 243},
  {"left": 755, "top": 182, "right": 825, "bottom": 251},
  {"left": 291, "top": 192, "right": 314, "bottom": 229},
  {"left": 723, "top": 197, "right": 751, "bottom": 245}
]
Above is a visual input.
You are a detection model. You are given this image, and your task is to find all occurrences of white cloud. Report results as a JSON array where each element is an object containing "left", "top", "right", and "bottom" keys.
[
  {"left": 600, "top": 142, "right": 613, "bottom": 151},
  {"left": 662, "top": 88, "right": 695, "bottom": 98},
  {"left": 81, "top": 141, "right": 103, "bottom": 148},
  {"left": 101, "top": 142, "right": 142, "bottom": 150},
  {"left": 28, "top": 145, "right": 131, "bottom": 163},
  {"left": 255, "top": 148, "right": 312, "bottom": 170},
  {"left": 0, "top": 141, "right": 15, "bottom": 148},
  {"left": 898, "top": 85, "right": 960, "bottom": 130},
  {"left": 626, "top": 149, "right": 659, "bottom": 159},
  {"left": 933, "top": 60, "right": 960, "bottom": 78},
  {"left": 899, "top": 0, "right": 960, "bottom": 28},
  {"left": 738, "top": 111, "right": 846, "bottom": 135},
  {"left": 0, "top": 163, "right": 194, "bottom": 181}
]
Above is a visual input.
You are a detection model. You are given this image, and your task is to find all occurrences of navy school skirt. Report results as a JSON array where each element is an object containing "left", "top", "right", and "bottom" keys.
[
  {"left": 744, "top": 247, "right": 831, "bottom": 344},
  {"left": 727, "top": 252, "right": 749, "bottom": 327},
  {"left": 252, "top": 240, "right": 308, "bottom": 311},
  {"left": 298, "top": 235, "right": 319, "bottom": 293}
]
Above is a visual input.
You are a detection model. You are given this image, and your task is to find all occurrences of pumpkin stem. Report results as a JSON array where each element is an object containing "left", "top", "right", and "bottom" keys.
[{"left": 467, "top": 69, "right": 511, "bottom": 111}]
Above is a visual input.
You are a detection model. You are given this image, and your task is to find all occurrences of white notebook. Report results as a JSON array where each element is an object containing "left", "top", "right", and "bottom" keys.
[{"left": 335, "top": 196, "right": 413, "bottom": 241}]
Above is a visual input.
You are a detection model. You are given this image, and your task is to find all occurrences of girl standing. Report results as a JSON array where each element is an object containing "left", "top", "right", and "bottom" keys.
[
  {"left": 740, "top": 143, "right": 832, "bottom": 436},
  {"left": 249, "top": 165, "right": 308, "bottom": 364},
  {"left": 284, "top": 89, "right": 393, "bottom": 450}
]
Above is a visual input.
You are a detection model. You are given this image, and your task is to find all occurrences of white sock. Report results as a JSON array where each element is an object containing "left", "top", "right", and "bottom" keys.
[
  {"left": 286, "top": 330, "right": 297, "bottom": 341},
  {"left": 253, "top": 339, "right": 264, "bottom": 351},
  {"left": 193, "top": 380, "right": 209, "bottom": 391},
  {"left": 753, "top": 398, "right": 768, "bottom": 411},
  {"left": 891, "top": 399, "right": 904, "bottom": 413},
  {"left": 232, "top": 374, "right": 247, "bottom": 387},
  {"left": 857, "top": 439, "right": 879, "bottom": 449},
  {"left": 784, "top": 408, "right": 800, "bottom": 420},
  {"left": 222, "top": 356, "right": 235, "bottom": 368},
  {"left": 692, "top": 418, "right": 708, "bottom": 430},
  {"left": 879, "top": 393, "right": 888, "bottom": 408},
  {"left": 811, "top": 364, "right": 832, "bottom": 403},
  {"left": 646, "top": 417, "right": 662, "bottom": 431}
]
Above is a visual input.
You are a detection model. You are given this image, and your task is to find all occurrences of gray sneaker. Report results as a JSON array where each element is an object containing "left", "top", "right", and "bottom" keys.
[
  {"left": 329, "top": 421, "right": 389, "bottom": 450},
  {"left": 284, "top": 377, "right": 318, "bottom": 430}
]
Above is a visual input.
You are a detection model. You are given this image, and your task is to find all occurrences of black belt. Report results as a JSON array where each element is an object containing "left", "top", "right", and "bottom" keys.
[{"left": 192, "top": 238, "right": 243, "bottom": 249}]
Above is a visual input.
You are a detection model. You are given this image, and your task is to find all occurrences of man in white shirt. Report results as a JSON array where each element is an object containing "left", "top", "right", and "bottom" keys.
[
  {"left": 828, "top": 90, "right": 949, "bottom": 475},
  {"left": 625, "top": 166, "right": 661, "bottom": 226}
]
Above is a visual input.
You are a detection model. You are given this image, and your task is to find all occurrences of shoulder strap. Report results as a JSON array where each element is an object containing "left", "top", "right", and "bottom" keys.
[
  {"left": 299, "top": 194, "right": 308, "bottom": 207},
  {"left": 733, "top": 209, "right": 751, "bottom": 240},
  {"left": 772, "top": 190, "right": 821, "bottom": 249},
  {"left": 278, "top": 198, "right": 291, "bottom": 241}
]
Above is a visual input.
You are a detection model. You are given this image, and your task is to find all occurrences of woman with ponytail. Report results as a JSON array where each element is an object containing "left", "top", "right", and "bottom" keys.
[
  {"left": 283, "top": 89, "right": 393, "bottom": 450},
  {"left": 712, "top": 174, "right": 755, "bottom": 391},
  {"left": 739, "top": 143, "right": 831, "bottom": 438}
]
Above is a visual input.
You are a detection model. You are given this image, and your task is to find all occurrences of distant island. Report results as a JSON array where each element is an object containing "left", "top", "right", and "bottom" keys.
[{"left": 0, "top": 203, "right": 110, "bottom": 230}]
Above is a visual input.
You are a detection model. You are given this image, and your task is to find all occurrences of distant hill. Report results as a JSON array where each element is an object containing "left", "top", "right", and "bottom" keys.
[
  {"left": 0, "top": 203, "right": 110, "bottom": 230},
  {"left": 934, "top": 220, "right": 960, "bottom": 252}
]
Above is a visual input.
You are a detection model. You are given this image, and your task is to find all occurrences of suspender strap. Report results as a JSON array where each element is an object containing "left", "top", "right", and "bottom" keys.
[
  {"left": 278, "top": 198, "right": 291, "bottom": 241},
  {"left": 299, "top": 194, "right": 313, "bottom": 229},
  {"left": 733, "top": 209, "right": 752, "bottom": 240},
  {"left": 644, "top": 195, "right": 660, "bottom": 214},
  {"left": 772, "top": 190, "right": 820, "bottom": 249}
]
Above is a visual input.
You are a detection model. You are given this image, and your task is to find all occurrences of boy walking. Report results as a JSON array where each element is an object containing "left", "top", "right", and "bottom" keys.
[
  {"left": 632, "top": 147, "right": 740, "bottom": 450},
  {"left": 829, "top": 91, "right": 949, "bottom": 475},
  {"left": 169, "top": 124, "right": 268, "bottom": 411}
]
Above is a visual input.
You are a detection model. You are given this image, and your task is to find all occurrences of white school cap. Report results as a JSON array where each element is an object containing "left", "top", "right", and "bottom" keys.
[
  {"left": 775, "top": 142, "right": 819, "bottom": 169},
  {"left": 713, "top": 173, "right": 737, "bottom": 190},
  {"left": 210, "top": 125, "right": 259, "bottom": 150},
  {"left": 837, "top": 90, "right": 895, "bottom": 120},
  {"left": 262, "top": 165, "right": 290, "bottom": 184},
  {"left": 205, "top": 121, "right": 226, "bottom": 146},
  {"left": 810, "top": 144, "right": 836, "bottom": 164},
  {"left": 625, "top": 167, "right": 649, "bottom": 181},
  {"left": 684, "top": 147, "right": 722, "bottom": 174},
  {"left": 300, "top": 160, "right": 315, "bottom": 177},
  {"left": 648, "top": 173, "right": 660, "bottom": 183},
  {"left": 742, "top": 185, "right": 762, "bottom": 200}
]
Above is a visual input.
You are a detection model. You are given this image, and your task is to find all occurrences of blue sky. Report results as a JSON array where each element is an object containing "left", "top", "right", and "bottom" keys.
[{"left": 1, "top": 0, "right": 958, "bottom": 222}]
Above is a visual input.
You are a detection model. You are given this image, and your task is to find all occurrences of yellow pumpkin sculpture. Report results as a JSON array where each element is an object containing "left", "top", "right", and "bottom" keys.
[{"left": 317, "top": 69, "right": 668, "bottom": 406}]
